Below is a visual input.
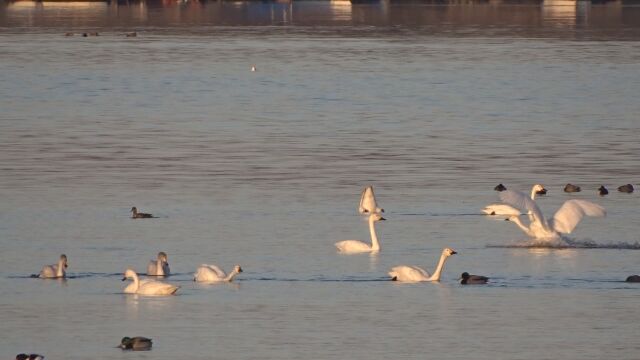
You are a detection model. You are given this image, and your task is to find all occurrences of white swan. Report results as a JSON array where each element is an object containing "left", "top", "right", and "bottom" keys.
[
  {"left": 358, "top": 185, "right": 384, "bottom": 214},
  {"left": 194, "top": 264, "right": 243, "bottom": 282},
  {"left": 389, "top": 248, "right": 457, "bottom": 282},
  {"left": 38, "top": 254, "right": 68, "bottom": 278},
  {"left": 335, "top": 213, "right": 385, "bottom": 253},
  {"left": 122, "top": 268, "right": 179, "bottom": 295},
  {"left": 483, "top": 184, "right": 546, "bottom": 216},
  {"left": 147, "top": 252, "right": 170, "bottom": 276},
  {"left": 500, "top": 190, "right": 606, "bottom": 241}
]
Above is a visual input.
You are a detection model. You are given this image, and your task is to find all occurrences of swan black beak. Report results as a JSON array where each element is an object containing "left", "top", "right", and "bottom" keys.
[
  {"left": 380, "top": 217, "right": 386, "bottom": 221},
  {"left": 451, "top": 251, "right": 458, "bottom": 255},
  {"left": 537, "top": 188, "right": 548, "bottom": 195},
  {"left": 238, "top": 267, "right": 243, "bottom": 273},
  {"left": 121, "top": 277, "right": 127, "bottom": 281},
  {"left": 380, "top": 209, "right": 385, "bottom": 213},
  {"left": 505, "top": 218, "right": 510, "bottom": 221}
]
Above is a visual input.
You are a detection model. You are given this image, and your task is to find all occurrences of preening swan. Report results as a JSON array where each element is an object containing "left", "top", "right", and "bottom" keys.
[
  {"left": 335, "top": 213, "right": 385, "bottom": 253},
  {"left": 38, "top": 254, "right": 68, "bottom": 278},
  {"left": 119, "top": 337, "right": 152, "bottom": 351},
  {"left": 122, "top": 268, "right": 179, "bottom": 295},
  {"left": 460, "top": 272, "right": 489, "bottom": 284},
  {"left": 388, "top": 248, "right": 457, "bottom": 282},
  {"left": 483, "top": 184, "right": 546, "bottom": 216},
  {"left": 194, "top": 264, "right": 243, "bottom": 282},
  {"left": 358, "top": 186, "right": 384, "bottom": 214},
  {"left": 131, "top": 207, "right": 153, "bottom": 219},
  {"left": 500, "top": 190, "right": 606, "bottom": 241},
  {"left": 147, "top": 252, "right": 170, "bottom": 276}
]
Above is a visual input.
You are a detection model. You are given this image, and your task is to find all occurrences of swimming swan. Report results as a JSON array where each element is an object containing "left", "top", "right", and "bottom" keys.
[
  {"left": 335, "top": 213, "right": 385, "bottom": 253},
  {"left": 500, "top": 190, "right": 606, "bottom": 241},
  {"left": 38, "top": 254, "right": 68, "bottom": 278},
  {"left": 194, "top": 264, "right": 243, "bottom": 282},
  {"left": 147, "top": 252, "right": 170, "bottom": 276},
  {"left": 122, "top": 268, "right": 179, "bottom": 295},
  {"left": 483, "top": 184, "right": 546, "bottom": 216},
  {"left": 388, "top": 248, "right": 457, "bottom": 282},
  {"left": 358, "top": 186, "right": 384, "bottom": 214}
]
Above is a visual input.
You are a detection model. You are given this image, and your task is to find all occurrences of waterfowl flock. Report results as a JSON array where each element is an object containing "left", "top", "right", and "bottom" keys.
[{"left": 24, "top": 182, "right": 637, "bottom": 357}]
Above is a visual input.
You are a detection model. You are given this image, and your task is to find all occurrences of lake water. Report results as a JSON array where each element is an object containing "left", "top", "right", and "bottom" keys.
[{"left": 1, "top": 0, "right": 639, "bottom": 359}]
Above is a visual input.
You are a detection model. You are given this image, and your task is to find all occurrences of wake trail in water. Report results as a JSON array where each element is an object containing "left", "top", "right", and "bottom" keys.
[{"left": 487, "top": 238, "right": 640, "bottom": 249}]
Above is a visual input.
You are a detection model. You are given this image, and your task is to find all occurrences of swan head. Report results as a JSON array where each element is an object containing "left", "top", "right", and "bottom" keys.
[
  {"left": 369, "top": 213, "right": 386, "bottom": 222},
  {"left": 122, "top": 268, "right": 137, "bottom": 281},
  {"left": 157, "top": 252, "right": 168, "bottom": 262},
  {"left": 533, "top": 184, "right": 547, "bottom": 195},
  {"left": 59, "top": 254, "right": 68, "bottom": 268},
  {"left": 443, "top": 248, "right": 457, "bottom": 257},
  {"left": 233, "top": 265, "right": 243, "bottom": 273}
]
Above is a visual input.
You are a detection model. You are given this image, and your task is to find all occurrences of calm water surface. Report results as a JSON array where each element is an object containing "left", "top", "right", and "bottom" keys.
[{"left": 1, "top": 1, "right": 639, "bottom": 359}]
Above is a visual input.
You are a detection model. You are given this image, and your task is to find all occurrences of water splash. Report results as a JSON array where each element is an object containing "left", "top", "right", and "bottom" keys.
[{"left": 487, "top": 238, "right": 640, "bottom": 249}]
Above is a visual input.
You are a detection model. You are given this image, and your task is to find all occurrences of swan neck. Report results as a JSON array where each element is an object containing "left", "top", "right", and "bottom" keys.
[
  {"left": 529, "top": 187, "right": 537, "bottom": 200},
  {"left": 369, "top": 219, "right": 380, "bottom": 252},
  {"left": 224, "top": 270, "right": 238, "bottom": 282},
  {"left": 428, "top": 253, "right": 449, "bottom": 281},
  {"left": 130, "top": 273, "right": 140, "bottom": 290},
  {"left": 56, "top": 260, "right": 65, "bottom": 277}
]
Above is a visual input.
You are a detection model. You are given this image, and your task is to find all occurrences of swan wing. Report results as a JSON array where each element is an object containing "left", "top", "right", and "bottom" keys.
[
  {"left": 203, "top": 264, "right": 226, "bottom": 277},
  {"left": 195, "top": 265, "right": 225, "bottom": 281},
  {"left": 335, "top": 240, "right": 372, "bottom": 253},
  {"left": 359, "top": 186, "right": 378, "bottom": 214},
  {"left": 389, "top": 266, "right": 430, "bottom": 282},
  {"left": 499, "top": 190, "right": 547, "bottom": 226},
  {"left": 549, "top": 200, "right": 606, "bottom": 234},
  {"left": 138, "top": 280, "right": 179, "bottom": 295},
  {"left": 482, "top": 204, "right": 522, "bottom": 216}
]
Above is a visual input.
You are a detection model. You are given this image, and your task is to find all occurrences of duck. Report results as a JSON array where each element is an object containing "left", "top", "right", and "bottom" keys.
[
  {"left": 358, "top": 185, "right": 384, "bottom": 214},
  {"left": 122, "top": 268, "right": 179, "bottom": 295},
  {"left": 38, "top": 254, "right": 68, "bottom": 279},
  {"left": 388, "top": 248, "right": 457, "bottom": 282},
  {"left": 125, "top": 32, "right": 137, "bottom": 37},
  {"left": 335, "top": 213, "right": 385, "bottom": 253},
  {"left": 598, "top": 185, "right": 609, "bottom": 196},
  {"left": 500, "top": 190, "right": 605, "bottom": 242},
  {"left": 194, "top": 264, "right": 243, "bottom": 282},
  {"left": 131, "top": 207, "right": 153, "bottom": 219},
  {"left": 564, "top": 183, "right": 581, "bottom": 193},
  {"left": 618, "top": 184, "right": 634, "bottom": 193},
  {"left": 460, "top": 272, "right": 489, "bottom": 284},
  {"left": 147, "top": 252, "right": 170, "bottom": 276},
  {"left": 494, "top": 184, "right": 507, "bottom": 192},
  {"left": 483, "top": 184, "right": 546, "bottom": 216},
  {"left": 119, "top": 336, "right": 152, "bottom": 351},
  {"left": 16, "top": 355, "right": 44, "bottom": 360},
  {"left": 626, "top": 275, "right": 640, "bottom": 282}
]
